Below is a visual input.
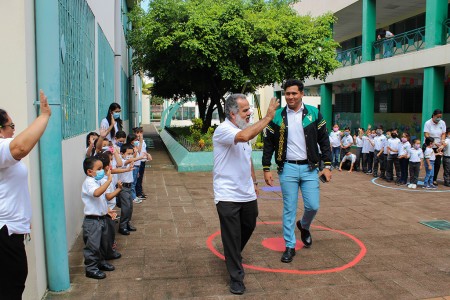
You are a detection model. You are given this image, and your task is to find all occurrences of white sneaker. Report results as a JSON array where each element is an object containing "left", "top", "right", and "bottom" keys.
[
  {"left": 133, "top": 198, "right": 142, "bottom": 204},
  {"left": 412, "top": 184, "right": 417, "bottom": 189},
  {"left": 407, "top": 184, "right": 412, "bottom": 188}
]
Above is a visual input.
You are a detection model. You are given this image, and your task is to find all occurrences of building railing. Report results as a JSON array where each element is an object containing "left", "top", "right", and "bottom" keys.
[
  {"left": 373, "top": 26, "right": 425, "bottom": 60},
  {"left": 445, "top": 18, "right": 450, "bottom": 44},
  {"left": 336, "top": 46, "right": 362, "bottom": 67}
]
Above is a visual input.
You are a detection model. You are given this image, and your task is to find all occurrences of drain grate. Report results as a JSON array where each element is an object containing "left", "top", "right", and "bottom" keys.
[{"left": 419, "top": 220, "right": 450, "bottom": 230}]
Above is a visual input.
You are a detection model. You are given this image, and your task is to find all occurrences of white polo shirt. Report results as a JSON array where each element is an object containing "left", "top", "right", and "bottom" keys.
[
  {"left": 341, "top": 134, "right": 353, "bottom": 148},
  {"left": 398, "top": 141, "right": 411, "bottom": 157},
  {"left": 100, "top": 178, "right": 116, "bottom": 210},
  {"left": 329, "top": 131, "right": 341, "bottom": 148},
  {"left": 443, "top": 137, "right": 450, "bottom": 156},
  {"left": 213, "top": 119, "right": 256, "bottom": 204},
  {"left": 286, "top": 105, "right": 307, "bottom": 160},
  {"left": 424, "top": 147, "right": 436, "bottom": 161},
  {"left": 408, "top": 148, "right": 423, "bottom": 163},
  {"left": 355, "top": 136, "right": 363, "bottom": 147},
  {"left": 342, "top": 153, "right": 356, "bottom": 164},
  {"left": 100, "top": 118, "right": 119, "bottom": 142},
  {"left": 81, "top": 176, "right": 108, "bottom": 216},
  {"left": 374, "top": 135, "right": 386, "bottom": 151},
  {"left": 424, "top": 119, "right": 446, "bottom": 147},
  {"left": 117, "top": 158, "right": 134, "bottom": 183},
  {"left": 0, "top": 138, "right": 32, "bottom": 235},
  {"left": 387, "top": 138, "right": 401, "bottom": 155}
]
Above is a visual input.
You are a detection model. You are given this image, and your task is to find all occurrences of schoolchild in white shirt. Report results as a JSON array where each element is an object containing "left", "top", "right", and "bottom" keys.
[
  {"left": 361, "top": 129, "right": 372, "bottom": 173},
  {"left": 329, "top": 124, "right": 342, "bottom": 168},
  {"left": 373, "top": 126, "right": 386, "bottom": 177},
  {"left": 397, "top": 132, "right": 411, "bottom": 185},
  {"left": 353, "top": 128, "right": 364, "bottom": 171},
  {"left": 423, "top": 137, "right": 437, "bottom": 189},
  {"left": 116, "top": 143, "right": 146, "bottom": 235},
  {"left": 339, "top": 151, "right": 356, "bottom": 172},
  {"left": 407, "top": 139, "right": 423, "bottom": 189},
  {"left": 380, "top": 130, "right": 391, "bottom": 179},
  {"left": 439, "top": 127, "right": 450, "bottom": 186},
  {"left": 85, "top": 132, "right": 99, "bottom": 157},
  {"left": 366, "top": 130, "right": 375, "bottom": 174},
  {"left": 133, "top": 127, "right": 153, "bottom": 199},
  {"left": 81, "top": 157, "right": 115, "bottom": 279},
  {"left": 340, "top": 127, "right": 353, "bottom": 161},
  {"left": 386, "top": 128, "right": 401, "bottom": 183}
]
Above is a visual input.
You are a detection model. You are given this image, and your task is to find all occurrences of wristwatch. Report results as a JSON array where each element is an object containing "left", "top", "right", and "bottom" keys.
[{"left": 324, "top": 165, "right": 332, "bottom": 170}]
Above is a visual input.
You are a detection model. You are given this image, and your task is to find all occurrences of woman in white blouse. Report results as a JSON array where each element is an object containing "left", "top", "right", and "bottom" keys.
[{"left": 0, "top": 90, "right": 51, "bottom": 299}]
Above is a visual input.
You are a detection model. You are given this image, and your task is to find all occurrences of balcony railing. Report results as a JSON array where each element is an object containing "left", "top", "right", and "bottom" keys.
[
  {"left": 336, "top": 46, "right": 362, "bottom": 67},
  {"left": 373, "top": 26, "right": 425, "bottom": 60}
]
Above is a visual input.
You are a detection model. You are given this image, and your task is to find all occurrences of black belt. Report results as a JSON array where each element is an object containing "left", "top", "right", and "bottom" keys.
[
  {"left": 285, "top": 160, "right": 308, "bottom": 165},
  {"left": 121, "top": 182, "right": 132, "bottom": 188},
  {"left": 85, "top": 215, "right": 105, "bottom": 220}
]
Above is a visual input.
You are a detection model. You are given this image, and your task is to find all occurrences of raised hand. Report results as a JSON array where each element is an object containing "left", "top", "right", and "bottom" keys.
[
  {"left": 265, "top": 97, "right": 280, "bottom": 120},
  {"left": 39, "top": 90, "right": 52, "bottom": 117}
]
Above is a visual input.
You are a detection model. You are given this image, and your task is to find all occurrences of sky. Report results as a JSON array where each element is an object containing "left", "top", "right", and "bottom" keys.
[{"left": 141, "top": 0, "right": 150, "bottom": 11}]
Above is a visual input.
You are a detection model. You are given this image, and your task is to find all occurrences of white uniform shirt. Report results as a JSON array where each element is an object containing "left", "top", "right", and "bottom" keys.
[
  {"left": 361, "top": 136, "right": 370, "bottom": 153},
  {"left": 101, "top": 178, "right": 116, "bottom": 210},
  {"left": 100, "top": 118, "right": 119, "bottom": 142},
  {"left": 341, "top": 134, "right": 353, "bottom": 148},
  {"left": 117, "top": 158, "right": 134, "bottom": 183},
  {"left": 383, "top": 137, "right": 389, "bottom": 154},
  {"left": 398, "top": 141, "right": 411, "bottom": 157},
  {"left": 374, "top": 135, "right": 386, "bottom": 151},
  {"left": 285, "top": 105, "right": 307, "bottom": 160},
  {"left": 342, "top": 153, "right": 356, "bottom": 164},
  {"left": 81, "top": 176, "right": 108, "bottom": 216},
  {"left": 443, "top": 137, "right": 450, "bottom": 156},
  {"left": 0, "top": 138, "right": 32, "bottom": 235},
  {"left": 408, "top": 147, "right": 424, "bottom": 163},
  {"left": 329, "top": 131, "right": 341, "bottom": 148},
  {"left": 355, "top": 136, "right": 363, "bottom": 148},
  {"left": 387, "top": 138, "right": 401, "bottom": 155},
  {"left": 424, "top": 147, "right": 436, "bottom": 161},
  {"left": 367, "top": 136, "right": 375, "bottom": 152},
  {"left": 213, "top": 119, "right": 256, "bottom": 204},
  {"left": 424, "top": 119, "right": 446, "bottom": 147}
]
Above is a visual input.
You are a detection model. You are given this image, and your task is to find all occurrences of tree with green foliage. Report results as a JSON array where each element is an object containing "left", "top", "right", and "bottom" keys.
[{"left": 128, "top": 0, "right": 339, "bottom": 131}]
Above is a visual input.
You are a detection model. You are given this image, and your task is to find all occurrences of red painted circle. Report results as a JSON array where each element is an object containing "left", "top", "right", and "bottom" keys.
[
  {"left": 206, "top": 221, "right": 367, "bottom": 275},
  {"left": 261, "top": 237, "right": 303, "bottom": 251}
]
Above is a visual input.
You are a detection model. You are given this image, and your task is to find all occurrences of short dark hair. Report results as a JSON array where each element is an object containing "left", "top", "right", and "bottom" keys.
[
  {"left": 344, "top": 127, "right": 350, "bottom": 131},
  {"left": 377, "top": 125, "right": 383, "bottom": 130},
  {"left": 83, "top": 157, "right": 99, "bottom": 175},
  {"left": 432, "top": 109, "right": 442, "bottom": 117},
  {"left": 120, "top": 143, "right": 134, "bottom": 154},
  {"left": 115, "top": 130, "right": 126, "bottom": 139},
  {"left": 446, "top": 127, "right": 450, "bottom": 134},
  {"left": 85, "top": 132, "right": 99, "bottom": 147},
  {"left": 0, "top": 109, "right": 8, "bottom": 128},
  {"left": 132, "top": 127, "right": 143, "bottom": 133},
  {"left": 425, "top": 136, "right": 435, "bottom": 146},
  {"left": 127, "top": 133, "right": 138, "bottom": 144},
  {"left": 95, "top": 153, "right": 111, "bottom": 168},
  {"left": 282, "top": 79, "right": 304, "bottom": 92},
  {"left": 413, "top": 139, "right": 420, "bottom": 144}
]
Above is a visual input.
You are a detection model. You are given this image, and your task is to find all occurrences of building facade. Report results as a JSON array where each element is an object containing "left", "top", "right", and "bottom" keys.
[
  {"left": 295, "top": 0, "right": 450, "bottom": 138},
  {"left": 0, "top": 0, "right": 142, "bottom": 298}
]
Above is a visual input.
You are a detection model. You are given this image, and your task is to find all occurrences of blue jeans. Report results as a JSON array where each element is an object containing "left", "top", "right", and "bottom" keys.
[
  {"left": 131, "top": 166, "right": 140, "bottom": 199},
  {"left": 279, "top": 163, "right": 320, "bottom": 248},
  {"left": 424, "top": 160, "right": 435, "bottom": 186},
  {"left": 332, "top": 147, "right": 340, "bottom": 167}
]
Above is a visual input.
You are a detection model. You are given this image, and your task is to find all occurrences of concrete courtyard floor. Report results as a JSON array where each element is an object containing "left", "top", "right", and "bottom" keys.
[{"left": 46, "top": 124, "right": 450, "bottom": 300}]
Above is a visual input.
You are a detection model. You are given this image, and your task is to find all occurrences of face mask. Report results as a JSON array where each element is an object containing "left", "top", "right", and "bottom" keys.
[
  {"left": 434, "top": 117, "right": 442, "bottom": 123},
  {"left": 113, "top": 112, "right": 120, "bottom": 120},
  {"left": 133, "top": 141, "right": 140, "bottom": 147},
  {"left": 102, "top": 146, "right": 109, "bottom": 151},
  {"left": 376, "top": 130, "right": 382, "bottom": 136},
  {"left": 333, "top": 127, "right": 339, "bottom": 132},
  {"left": 371, "top": 134, "right": 376, "bottom": 138},
  {"left": 344, "top": 132, "right": 350, "bottom": 136},
  {"left": 116, "top": 141, "right": 123, "bottom": 147},
  {"left": 94, "top": 169, "right": 105, "bottom": 180},
  {"left": 414, "top": 144, "right": 420, "bottom": 149},
  {"left": 391, "top": 133, "right": 398, "bottom": 138},
  {"left": 386, "top": 134, "right": 391, "bottom": 139},
  {"left": 401, "top": 137, "right": 407, "bottom": 143},
  {"left": 125, "top": 155, "right": 133, "bottom": 160}
]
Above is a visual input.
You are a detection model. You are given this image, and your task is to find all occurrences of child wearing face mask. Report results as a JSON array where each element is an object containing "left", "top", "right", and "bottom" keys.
[
  {"left": 407, "top": 139, "right": 423, "bottom": 189},
  {"left": 397, "top": 132, "right": 411, "bottom": 185},
  {"left": 380, "top": 130, "right": 391, "bottom": 179},
  {"left": 373, "top": 126, "right": 386, "bottom": 178},
  {"left": 340, "top": 127, "right": 353, "bottom": 162},
  {"left": 366, "top": 130, "right": 376, "bottom": 174},
  {"left": 116, "top": 144, "right": 146, "bottom": 235},
  {"left": 353, "top": 128, "right": 364, "bottom": 172},
  {"left": 440, "top": 127, "right": 450, "bottom": 187},
  {"left": 126, "top": 133, "right": 146, "bottom": 204},
  {"left": 386, "top": 129, "right": 401, "bottom": 183},
  {"left": 81, "top": 157, "right": 115, "bottom": 279},
  {"left": 423, "top": 137, "right": 437, "bottom": 189},
  {"left": 361, "top": 129, "right": 372, "bottom": 173},
  {"left": 329, "top": 124, "right": 342, "bottom": 168}
]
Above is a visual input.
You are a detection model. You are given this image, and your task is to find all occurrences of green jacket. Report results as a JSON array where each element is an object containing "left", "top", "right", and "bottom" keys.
[{"left": 262, "top": 104, "right": 332, "bottom": 173}]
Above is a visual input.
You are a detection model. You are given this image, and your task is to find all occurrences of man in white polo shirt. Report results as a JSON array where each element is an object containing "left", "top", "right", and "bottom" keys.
[{"left": 213, "top": 94, "right": 279, "bottom": 295}]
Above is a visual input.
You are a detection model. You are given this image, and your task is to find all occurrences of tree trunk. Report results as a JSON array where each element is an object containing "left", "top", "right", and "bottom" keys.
[{"left": 202, "top": 100, "right": 215, "bottom": 133}]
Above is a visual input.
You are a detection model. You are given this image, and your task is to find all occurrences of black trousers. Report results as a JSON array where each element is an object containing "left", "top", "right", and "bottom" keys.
[
  {"left": 433, "top": 148, "right": 442, "bottom": 183},
  {"left": 362, "top": 152, "right": 374, "bottom": 172},
  {"left": 373, "top": 151, "right": 384, "bottom": 176},
  {"left": 443, "top": 156, "right": 450, "bottom": 185},
  {"left": 136, "top": 162, "right": 146, "bottom": 196},
  {"left": 409, "top": 162, "right": 421, "bottom": 184},
  {"left": 216, "top": 200, "right": 258, "bottom": 283},
  {"left": 0, "top": 225, "right": 27, "bottom": 300},
  {"left": 354, "top": 147, "right": 362, "bottom": 171},
  {"left": 386, "top": 154, "right": 401, "bottom": 181},
  {"left": 399, "top": 158, "right": 409, "bottom": 183},
  {"left": 117, "top": 186, "right": 133, "bottom": 230}
]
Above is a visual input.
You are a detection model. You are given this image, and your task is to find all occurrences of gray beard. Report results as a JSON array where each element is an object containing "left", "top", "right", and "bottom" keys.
[{"left": 235, "top": 114, "right": 250, "bottom": 129}]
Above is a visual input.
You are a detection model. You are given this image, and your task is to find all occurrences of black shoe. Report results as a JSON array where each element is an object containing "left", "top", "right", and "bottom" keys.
[
  {"left": 373, "top": 174, "right": 378, "bottom": 178},
  {"left": 106, "top": 252, "right": 122, "bottom": 260},
  {"left": 229, "top": 280, "right": 245, "bottom": 295},
  {"left": 433, "top": 181, "right": 438, "bottom": 186},
  {"left": 296, "top": 220, "right": 312, "bottom": 248},
  {"left": 86, "top": 270, "right": 106, "bottom": 279},
  {"left": 118, "top": 228, "right": 130, "bottom": 235},
  {"left": 127, "top": 224, "right": 137, "bottom": 231},
  {"left": 281, "top": 247, "right": 296, "bottom": 263},
  {"left": 138, "top": 194, "right": 147, "bottom": 199},
  {"left": 98, "top": 262, "right": 115, "bottom": 271}
]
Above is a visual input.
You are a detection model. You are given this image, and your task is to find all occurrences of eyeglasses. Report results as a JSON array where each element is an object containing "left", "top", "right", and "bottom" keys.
[{"left": 0, "top": 123, "right": 15, "bottom": 130}]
